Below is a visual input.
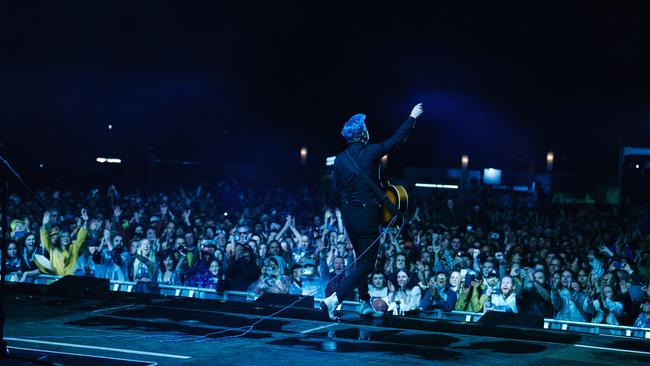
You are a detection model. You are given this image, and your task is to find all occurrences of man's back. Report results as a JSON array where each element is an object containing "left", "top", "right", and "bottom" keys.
[{"left": 334, "top": 116, "right": 417, "bottom": 206}]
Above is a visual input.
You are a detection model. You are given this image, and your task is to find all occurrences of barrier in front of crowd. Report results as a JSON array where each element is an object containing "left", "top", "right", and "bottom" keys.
[{"left": 17, "top": 275, "right": 650, "bottom": 339}]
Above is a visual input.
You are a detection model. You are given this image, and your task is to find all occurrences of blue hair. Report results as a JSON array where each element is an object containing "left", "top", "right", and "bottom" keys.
[{"left": 341, "top": 113, "right": 367, "bottom": 142}]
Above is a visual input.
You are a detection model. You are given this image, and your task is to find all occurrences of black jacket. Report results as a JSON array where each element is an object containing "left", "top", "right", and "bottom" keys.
[{"left": 333, "top": 117, "right": 416, "bottom": 206}]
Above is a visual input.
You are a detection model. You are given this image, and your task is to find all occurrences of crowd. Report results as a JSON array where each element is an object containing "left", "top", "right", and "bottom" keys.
[{"left": 3, "top": 179, "right": 650, "bottom": 329}]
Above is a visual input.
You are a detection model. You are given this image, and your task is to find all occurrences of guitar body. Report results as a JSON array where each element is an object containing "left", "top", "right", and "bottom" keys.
[{"left": 381, "top": 183, "right": 408, "bottom": 226}]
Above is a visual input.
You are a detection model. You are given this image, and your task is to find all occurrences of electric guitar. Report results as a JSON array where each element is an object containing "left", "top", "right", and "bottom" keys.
[{"left": 381, "top": 182, "right": 408, "bottom": 226}]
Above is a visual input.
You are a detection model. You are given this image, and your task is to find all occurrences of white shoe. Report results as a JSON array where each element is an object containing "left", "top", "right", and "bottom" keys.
[{"left": 320, "top": 293, "right": 340, "bottom": 321}]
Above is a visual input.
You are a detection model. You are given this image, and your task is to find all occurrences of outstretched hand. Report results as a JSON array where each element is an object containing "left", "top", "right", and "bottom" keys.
[{"left": 410, "top": 103, "right": 423, "bottom": 119}]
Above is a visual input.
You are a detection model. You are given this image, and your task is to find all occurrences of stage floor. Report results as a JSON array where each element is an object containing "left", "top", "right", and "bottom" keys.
[{"left": 3, "top": 287, "right": 650, "bottom": 366}]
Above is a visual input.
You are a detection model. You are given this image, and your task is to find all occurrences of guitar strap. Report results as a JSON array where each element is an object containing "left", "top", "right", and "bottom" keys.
[{"left": 343, "top": 150, "right": 400, "bottom": 218}]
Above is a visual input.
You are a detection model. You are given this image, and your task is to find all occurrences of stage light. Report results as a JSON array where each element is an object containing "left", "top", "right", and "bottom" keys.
[
  {"left": 300, "top": 147, "right": 308, "bottom": 164},
  {"left": 483, "top": 168, "right": 502, "bottom": 185},
  {"left": 461, "top": 155, "right": 469, "bottom": 169},
  {"left": 547, "top": 151, "right": 554, "bottom": 171},
  {"left": 39, "top": 163, "right": 44, "bottom": 168},
  {"left": 325, "top": 156, "right": 336, "bottom": 166},
  {"left": 636, "top": 164, "right": 640, "bottom": 169},
  {"left": 415, "top": 183, "right": 459, "bottom": 189},
  {"left": 96, "top": 157, "right": 122, "bottom": 164},
  {"left": 108, "top": 124, "right": 112, "bottom": 130}
]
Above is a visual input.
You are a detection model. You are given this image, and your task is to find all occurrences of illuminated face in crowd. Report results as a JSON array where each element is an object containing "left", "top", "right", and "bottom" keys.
[
  {"left": 549, "top": 259, "right": 562, "bottom": 274},
  {"left": 561, "top": 270, "right": 573, "bottom": 288},
  {"left": 184, "top": 233, "right": 195, "bottom": 247},
  {"left": 395, "top": 255, "right": 406, "bottom": 270},
  {"left": 299, "top": 235, "right": 309, "bottom": 248},
  {"left": 267, "top": 259, "right": 279, "bottom": 276},
  {"left": 333, "top": 257, "right": 345, "bottom": 275},
  {"left": 209, "top": 260, "right": 220, "bottom": 275},
  {"left": 372, "top": 273, "right": 386, "bottom": 288},
  {"left": 216, "top": 233, "right": 227, "bottom": 247},
  {"left": 59, "top": 232, "right": 71, "bottom": 247},
  {"left": 139, "top": 240, "right": 151, "bottom": 256},
  {"left": 482, "top": 261, "right": 494, "bottom": 278},
  {"left": 420, "top": 252, "right": 432, "bottom": 263},
  {"left": 396, "top": 270, "right": 409, "bottom": 288},
  {"left": 175, "top": 238, "right": 186, "bottom": 250},
  {"left": 600, "top": 272, "right": 613, "bottom": 288},
  {"left": 258, "top": 243, "right": 267, "bottom": 258},
  {"left": 134, "top": 225, "right": 144, "bottom": 236},
  {"left": 163, "top": 256, "right": 174, "bottom": 271},
  {"left": 500, "top": 276, "right": 514, "bottom": 296},
  {"left": 487, "top": 274, "right": 499, "bottom": 288},
  {"left": 246, "top": 240, "right": 257, "bottom": 253},
  {"left": 602, "top": 286, "right": 614, "bottom": 300},
  {"left": 269, "top": 241, "right": 281, "bottom": 256},
  {"left": 112, "top": 235, "right": 123, "bottom": 248},
  {"left": 534, "top": 271, "right": 546, "bottom": 285},
  {"left": 436, "top": 273, "right": 447, "bottom": 287},
  {"left": 7, "top": 243, "right": 18, "bottom": 258},
  {"left": 451, "top": 238, "right": 461, "bottom": 251},
  {"left": 24, "top": 234, "right": 36, "bottom": 252},
  {"left": 577, "top": 270, "right": 588, "bottom": 287},
  {"left": 146, "top": 228, "right": 157, "bottom": 242},
  {"left": 449, "top": 271, "right": 460, "bottom": 288}
]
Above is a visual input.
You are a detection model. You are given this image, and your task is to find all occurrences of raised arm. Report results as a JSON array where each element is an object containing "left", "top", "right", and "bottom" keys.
[
  {"left": 373, "top": 103, "right": 423, "bottom": 155},
  {"left": 40, "top": 211, "right": 54, "bottom": 252}
]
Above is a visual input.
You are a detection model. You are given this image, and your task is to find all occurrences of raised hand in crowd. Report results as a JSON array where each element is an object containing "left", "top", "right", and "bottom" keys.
[
  {"left": 182, "top": 208, "right": 192, "bottom": 226},
  {"left": 42, "top": 210, "right": 50, "bottom": 227},
  {"left": 113, "top": 205, "right": 122, "bottom": 219}
]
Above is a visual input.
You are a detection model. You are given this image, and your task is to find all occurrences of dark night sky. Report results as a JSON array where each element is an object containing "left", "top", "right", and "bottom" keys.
[{"left": 2, "top": 2, "right": 650, "bottom": 181}]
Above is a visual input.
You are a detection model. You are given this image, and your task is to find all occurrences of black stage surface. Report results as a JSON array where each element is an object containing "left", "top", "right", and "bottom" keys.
[{"left": 2, "top": 283, "right": 650, "bottom": 365}]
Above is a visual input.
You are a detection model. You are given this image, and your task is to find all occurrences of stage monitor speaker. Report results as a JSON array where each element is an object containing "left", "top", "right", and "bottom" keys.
[
  {"left": 478, "top": 311, "right": 544, "bottom": 329},
  {"left": 48, "top": 275, "right": 110, "bottom": 296},
  {"left": 253, "top": 293, "right": 314, "bottom": 309}
]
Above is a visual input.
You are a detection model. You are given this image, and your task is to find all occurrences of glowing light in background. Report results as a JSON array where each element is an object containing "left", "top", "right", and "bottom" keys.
[
  {"left": 325, "top": 156, "right": 336, "bottom": 166},
  {"left": 96, "top": 157, "right": 122, "bottom": 164},
  {"left": 483, "top": 168, "right": 501, "bottom": 185},
  {"left": 461, "top": 154, "right": 469, "bottom": 169},
  {"left": 546, "top": 151, "right": 554, "bottom": 171},
  {"left": 300, "top": 147, "right": 308, "bottom": 164},
  {"left": 415, "top": 183, "right": 459, "bottom": 189}
]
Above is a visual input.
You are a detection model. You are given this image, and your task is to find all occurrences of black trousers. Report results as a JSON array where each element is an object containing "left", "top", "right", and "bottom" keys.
[{"left": 337, "top": 202, "right": 382, "bottom": 304}]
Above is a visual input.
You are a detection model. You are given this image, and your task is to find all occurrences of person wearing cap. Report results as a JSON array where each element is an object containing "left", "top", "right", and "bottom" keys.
[
  {"left": 10, "top": 219, "right": 28, "bottom": 241},
  {"left": 320, "top": 103, "right": 424, "bottom": 321},
  {"left": 485, "top": 275, "right": 518, "bottom": 313},
  {"left": 485, "top": 269, "right": 501, "bottom": 295}
]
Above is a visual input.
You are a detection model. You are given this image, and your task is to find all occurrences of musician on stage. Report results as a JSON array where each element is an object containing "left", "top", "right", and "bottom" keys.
[{"left": 320, "top": 103, "right": 423, "bottom": 320}]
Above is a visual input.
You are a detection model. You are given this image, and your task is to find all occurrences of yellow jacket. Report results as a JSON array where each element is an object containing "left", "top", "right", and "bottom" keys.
[{"left": 37, "top": 226, "right": 88, "bottom": 276}]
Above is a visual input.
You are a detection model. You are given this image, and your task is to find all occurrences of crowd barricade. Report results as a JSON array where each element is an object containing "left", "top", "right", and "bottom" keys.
[{"left": 10, "top": 275, "right": 650, "bottom": 339}]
